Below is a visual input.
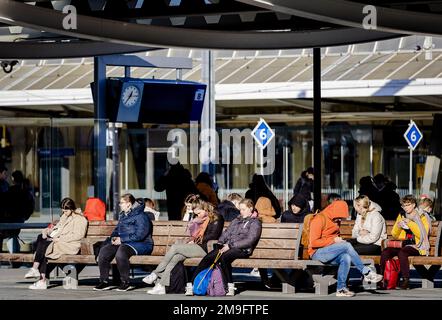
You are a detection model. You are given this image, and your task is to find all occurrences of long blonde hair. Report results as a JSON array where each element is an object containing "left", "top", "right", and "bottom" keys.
[
  {"left": 353, "top": 195, "right": 373, "bottom": 219},
  {"left": 191, "top": 199, "right": 218, "bottom": 222}
]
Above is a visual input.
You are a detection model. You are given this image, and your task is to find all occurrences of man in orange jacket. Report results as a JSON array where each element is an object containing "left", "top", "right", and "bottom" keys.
[{"left": 309, "top": 200, "right": 383, "bottom": 297}]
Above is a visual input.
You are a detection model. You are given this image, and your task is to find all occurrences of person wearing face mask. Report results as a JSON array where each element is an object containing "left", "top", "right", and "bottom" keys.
[
  {"left": 348, "top": 195, "right": 387, "bottom": 255},
  {"left": 187, "top": 198, "right": 262, "bottom": 296},
  {"left": 380, "top": 195, "right": 432, "bottom": 290},
  {"left": 144, "top": 199, "right": 224, "bottom": 295},
  {"left": 94, "top": 193, "right": 153, "bottom": 292}
]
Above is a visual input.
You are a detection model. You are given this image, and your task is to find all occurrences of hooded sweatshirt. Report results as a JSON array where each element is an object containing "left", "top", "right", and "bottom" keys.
[{"left": 308, "top": 200, "right": 349, "bottom": 257}]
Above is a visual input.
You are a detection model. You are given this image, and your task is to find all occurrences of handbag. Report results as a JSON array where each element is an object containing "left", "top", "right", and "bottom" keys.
[
  {"left": 193, "top": 251, "right": 222, "bottom": 296},
  {"left": 384, "top": 258, "right": 400, "bottom": 289},
  {"left": 381, "top": 239, "right": 404, "bottom": 250}
]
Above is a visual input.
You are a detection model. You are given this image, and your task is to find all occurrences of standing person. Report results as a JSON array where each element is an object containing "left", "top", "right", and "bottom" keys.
[
  {"left": 281, "top": 194, "right": 310, "bottom": 223},
  {"left": 293, "top": 167, "right": 314, "bottom": 210},
  {"left": 0, "top": 164, "right": 8, "bottom": 193},
  {"left": 154, "top": 162, "right": 198, "bottom": 221},
  {"left": 94, "top": 193, "right": 153, "bottom": 292},
  {"left": 187, "top": 199, "right": 262, "bottom": 296},
  {"left": 25, "top": 198, "right": 88, "bottom": 290},
  {"left": 372, "top": 174, "right": 401, "bottom": 220},
  {"left": 348, "top": 195, "right": 387, "bottom": 255},
  {"left": 195, "top": 172, "right": 219, "bottom": 206},
  {"left": 380, "top": 195, "right": 431, "bottom": 290},
  {"left": 217, "top": 193, "right": 242, "bottom": 222},
  {"left": 309, "top": 200, "right": 383, "bottom": 297},
  {"left": 144, "top": 199, "right": 224, "bottom": 295},
  {"left": 1, "top": 170, "right": 34, "bottom": 256},
  {"left": 245, "top": 174, "right": 281, "bottom": 219}
]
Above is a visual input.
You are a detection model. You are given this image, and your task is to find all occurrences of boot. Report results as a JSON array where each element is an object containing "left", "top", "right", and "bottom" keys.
[{"left": 399, "top": 277, "right": 409, "bottom": 290}]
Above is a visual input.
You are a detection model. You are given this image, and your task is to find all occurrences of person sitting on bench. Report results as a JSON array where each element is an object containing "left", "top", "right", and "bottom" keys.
[
  {"left": 94, "top": 193, "right": 153, "bottom": 292},
  {"left": 25, "top": 198, "right": 87, "bottom": 290}
]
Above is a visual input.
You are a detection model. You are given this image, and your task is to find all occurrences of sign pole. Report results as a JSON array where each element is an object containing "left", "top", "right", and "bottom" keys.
[{"left": 409, "top": 147, "right": 413, "bottom": 195}]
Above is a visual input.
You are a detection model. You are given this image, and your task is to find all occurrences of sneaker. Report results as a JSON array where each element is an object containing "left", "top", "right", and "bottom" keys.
[
  {"left": 115, "top": 282, "right": 133, "bottom": 292},
  {"left": 364, "top": 271, "right": 383, "bottom": 283},
  {"left": 336, "top": 288, "right": 355, "bottom": 297},
  {"left": 184, "top": 282, "right": 193, "bottom": 296},
  {"left": 226, "top": 283, "right": 236, "bottom": 296},
  {"left": 93, "top": 281, "right": 112, "bottom": 291},
  {"left": 249, "top": 268, "right": 260, "bottom": 277},
  {"left": 28, "top": 279, "right": 48, "bottom": 290},
  {"left": 147, "top": 283, "right": 166, "bottom": 295},
  {"left": 142, "top": 272, "right": 158, "bottom": 285},
  {"left": 24, "top": 268, "right": 40, "bottom": 279}
]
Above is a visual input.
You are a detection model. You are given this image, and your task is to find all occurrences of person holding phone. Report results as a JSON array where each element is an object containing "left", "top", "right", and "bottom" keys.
[
  {"left": 94, "top": 194, "right": 153, "bottom": 292},
  {"left": 25, "top": 198, "right": 87, "bottom": 290}
]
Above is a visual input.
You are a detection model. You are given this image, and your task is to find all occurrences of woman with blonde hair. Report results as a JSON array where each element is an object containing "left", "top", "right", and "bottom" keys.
[
  {"left": 349, "top": 195, "right": 387, "bottom": 255},
  {"left": 25, "top": 197, "right": 88, "bottom": 290},
  {"left": 144, "top": 198, "right": 224, "bottom": 295}
]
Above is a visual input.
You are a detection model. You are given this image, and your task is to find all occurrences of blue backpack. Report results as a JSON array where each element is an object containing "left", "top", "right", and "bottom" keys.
[{"left": 193, "top": 251, "right": 222, "bottom": 296}]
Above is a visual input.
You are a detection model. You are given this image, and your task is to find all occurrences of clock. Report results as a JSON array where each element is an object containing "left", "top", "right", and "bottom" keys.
[{"left": 121, "top": 84, "right": 140, "bottom": 108}]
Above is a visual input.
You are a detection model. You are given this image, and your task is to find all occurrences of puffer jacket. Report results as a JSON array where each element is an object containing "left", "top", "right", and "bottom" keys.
[
  {"left": 111, "top": 202, "right": 154, "bottom": 255},
  {"left": 352, "top": 201, "right": 387, "bottom": 246},
  {"left": 218, "top": 215, "right": 262, "bottom": 255},
  {"left": 216, "top": 200, "right": 240, "bottom": 222}
]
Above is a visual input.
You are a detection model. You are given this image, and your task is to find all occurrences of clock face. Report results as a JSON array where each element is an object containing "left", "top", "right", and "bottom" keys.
[{"left": 121, "top": 85, "right": 140, "bottom": 108}]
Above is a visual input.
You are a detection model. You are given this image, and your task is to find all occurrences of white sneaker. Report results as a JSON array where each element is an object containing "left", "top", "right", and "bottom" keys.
[
  {"left": 29, "top": 279, "right": 48, "bottom": 290},
  {"left": 24, "top": 268, "right": 40, "bottom": 279},
  {"left": 249, "top": 268, "right": 260, "bottom": 277},
  {"left": 364, "top": 271, "right": 383, "bottom": 283},
  {"left": 147, "top": 283, "right": 166, "bottom": 295},
  {"left": 336, "top": 288, "right": 355, "bottom": 297},
  {"left": 184, "top": 282, "right": 193, "bottom": 296},
  {"left": 226, "top": 283, "right": 236, "bottom": 296},
  {"left": 142, "top": 272, "right": 158, "bottom": 285}
]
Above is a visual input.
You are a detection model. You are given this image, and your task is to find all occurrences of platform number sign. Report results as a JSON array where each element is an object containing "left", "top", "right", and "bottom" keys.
[
  {"left": 403, "top": 120, "right": 423, "bottom": 151},
  {"left": 252, "top": 118, "right": 275, "bottom": 149},
  {"left": 194, "top": 89, "right": 205, "bottom": 102}
]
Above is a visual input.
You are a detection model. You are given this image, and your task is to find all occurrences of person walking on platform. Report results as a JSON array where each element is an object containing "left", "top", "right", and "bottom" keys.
[{"left": 94, "top": 193, "right": 153, "bottom": 292}]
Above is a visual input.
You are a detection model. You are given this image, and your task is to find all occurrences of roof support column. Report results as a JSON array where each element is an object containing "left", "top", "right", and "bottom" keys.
[
  {"left": 313, "top": 47, "right": 322, "bottom": 211},
  {"left": 93, "top": 57, "right": 107, "bottom": 208}
]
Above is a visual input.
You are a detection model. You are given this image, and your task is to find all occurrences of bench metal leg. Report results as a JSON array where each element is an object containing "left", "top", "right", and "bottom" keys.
[
  {"left": 312, "top": 275, "right": 336, "bottom": 295},
  {"left": 62, "top": 265, "right": 78, "bottom": 290}
]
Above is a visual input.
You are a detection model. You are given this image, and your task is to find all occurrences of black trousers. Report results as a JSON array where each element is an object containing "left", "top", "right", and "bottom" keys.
[
  {"left": 347, "top": 238, "right": 382, "bottom": 255},
  {"left": 98, "top": 243, "right": 136, "bottom": 283},
  {"left": 192, "top": 248, "right": 249, "bottom": 284},
  {"left": 33, "top": 234, "right": 56, "bottom": 277},
  {"left": 380, "top": 246, "right": 420, "bottom": 278}
]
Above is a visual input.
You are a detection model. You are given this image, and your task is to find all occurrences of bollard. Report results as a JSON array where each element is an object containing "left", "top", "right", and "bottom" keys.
[{"left": 62, "top": 265, "right": 78, "bottom": 289}]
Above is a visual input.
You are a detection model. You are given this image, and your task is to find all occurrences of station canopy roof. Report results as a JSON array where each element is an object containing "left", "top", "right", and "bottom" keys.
[{"left": 0, "top": 1, "right": 442, "bottom": 123}]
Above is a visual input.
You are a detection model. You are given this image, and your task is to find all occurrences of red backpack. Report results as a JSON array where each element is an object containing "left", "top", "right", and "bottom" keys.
[{"left": 84, "top": 198, "right": 106, "bottom": 221}]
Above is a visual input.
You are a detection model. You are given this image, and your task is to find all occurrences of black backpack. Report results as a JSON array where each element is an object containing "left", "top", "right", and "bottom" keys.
[{"left": 166, "top": 261, "right": 187, "bottom": 294}]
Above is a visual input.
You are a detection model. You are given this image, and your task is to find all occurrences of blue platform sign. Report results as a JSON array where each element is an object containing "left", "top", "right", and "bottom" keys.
[
  {"left": 403, "top": 120, "right": 423, "bottom": 151},
  {"left": 252, "top": 118, "right": 275, "bottom": 149}
]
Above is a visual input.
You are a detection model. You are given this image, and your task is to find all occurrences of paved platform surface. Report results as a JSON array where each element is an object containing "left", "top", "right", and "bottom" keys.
[{"left": 0, "top": 266, "right": 441, "bottom": 300}]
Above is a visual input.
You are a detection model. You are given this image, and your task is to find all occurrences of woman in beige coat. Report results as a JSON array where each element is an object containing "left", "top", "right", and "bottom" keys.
[{"left": 25, "top": 198, "right": 88, "bottom": 290}]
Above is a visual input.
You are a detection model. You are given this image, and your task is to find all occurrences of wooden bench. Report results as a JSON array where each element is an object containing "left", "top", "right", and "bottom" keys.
[
  {"left": 339, "top": 220, "right": 442, "bottom": 288},
  {"left": 0, "top": 220, "right": 315, "bottom": 293}
]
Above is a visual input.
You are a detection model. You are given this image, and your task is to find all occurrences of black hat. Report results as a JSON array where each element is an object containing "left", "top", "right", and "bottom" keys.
[{"left": 289, "top": 194, "right": 307, "bottom": 208}]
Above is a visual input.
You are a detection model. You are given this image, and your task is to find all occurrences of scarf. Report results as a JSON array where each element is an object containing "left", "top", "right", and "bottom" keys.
[
  {"left": 187, "top": 213, "right": 210, "bottom": 244},
  {"left": 406, "top": 209, "right": 431, "bottom": 256}
]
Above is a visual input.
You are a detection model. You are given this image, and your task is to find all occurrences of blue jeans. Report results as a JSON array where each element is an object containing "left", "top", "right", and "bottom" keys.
[{"left": 312, "top": 241, "right": 371, "bottom": 290}]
